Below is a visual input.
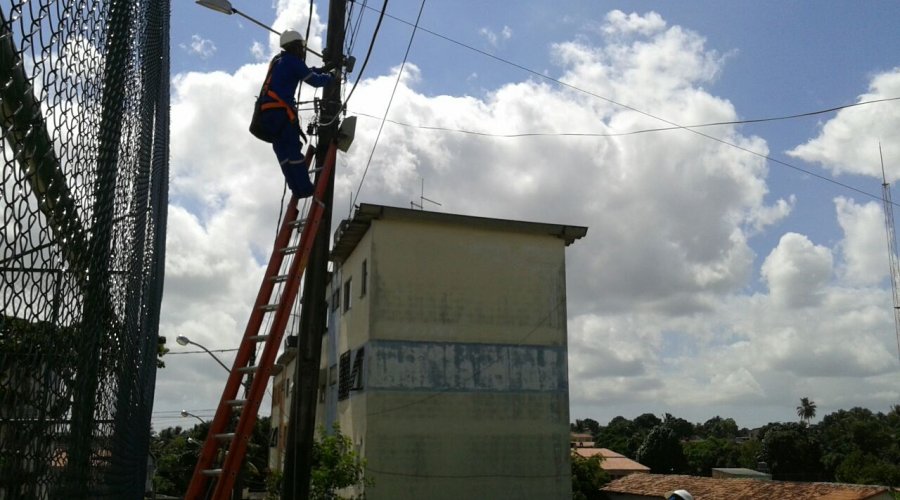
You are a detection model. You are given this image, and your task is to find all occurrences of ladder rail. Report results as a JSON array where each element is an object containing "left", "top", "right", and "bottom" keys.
[
  {"left": 211, "top": 143, "right": 338, "bottom": 498},
  {"left": 184, "top": 147, "right": 313, "bottom": 499}
]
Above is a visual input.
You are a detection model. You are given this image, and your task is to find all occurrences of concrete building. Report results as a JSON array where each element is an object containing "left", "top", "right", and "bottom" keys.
[{"left": 271, "top": 203, "right": 587, "bottom": 499}]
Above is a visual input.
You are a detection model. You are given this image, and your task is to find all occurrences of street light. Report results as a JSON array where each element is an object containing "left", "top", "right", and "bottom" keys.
[
  {"left": 181, "top": 409, "right": 207, "bottom": 425},
  {"left": 195, "top": 0, "right": 323, "bottom": 57},
  {"left": 176, "top": 335, "right": 231, "bottom": 374}
]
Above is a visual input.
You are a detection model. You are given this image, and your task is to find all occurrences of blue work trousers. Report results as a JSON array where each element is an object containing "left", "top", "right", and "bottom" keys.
[{"left": 260, "top": 110, "right": 314, "bottom": 199}]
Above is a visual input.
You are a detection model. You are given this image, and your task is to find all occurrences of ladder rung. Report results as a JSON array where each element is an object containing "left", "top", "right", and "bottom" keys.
[
  {"left": 247, "top": 334, "right": 269, "bottom": 342},
  {"left": 226, "top": 399, "right": 247, "bottom": 407},
  {"left": 215, "top": 433, "right": 235, "bottom": 441},
  {"left": 260, "top": 304, "right": 278, "bottom": 312},
  {"left": 290, "top": 219, "right": 305, "bottom": 228},
  {"left": 281, "top": 245, "right": 299, "bottom": 254},
  {"left": 270, "top": 274, "right": 289, "bottom": 283},
  {"left": 202, "top": 469, "right": 223, "bottom": 477},
  {"left": 238, "top": 365, "right": 258, "bottom": 374}
]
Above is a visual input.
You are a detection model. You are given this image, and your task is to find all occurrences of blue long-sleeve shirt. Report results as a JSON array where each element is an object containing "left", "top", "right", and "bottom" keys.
[{"left": 266, "top": 51, "right": 332, "bottom": 108}]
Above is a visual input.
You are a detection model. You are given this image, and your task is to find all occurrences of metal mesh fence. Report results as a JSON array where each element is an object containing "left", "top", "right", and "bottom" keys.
[{"left": 0, "top": 0, "right": 169, "bottom": 497}]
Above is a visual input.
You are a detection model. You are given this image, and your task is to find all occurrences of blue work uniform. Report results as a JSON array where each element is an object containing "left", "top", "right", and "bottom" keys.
[{"left": 255, "top": 51, "right": 333, "bottom": 198}]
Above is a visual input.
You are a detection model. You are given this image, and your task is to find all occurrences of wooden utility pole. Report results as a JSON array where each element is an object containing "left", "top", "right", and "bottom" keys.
[{"left": 282, "top": 0, "right": 347, "bottom": 498}]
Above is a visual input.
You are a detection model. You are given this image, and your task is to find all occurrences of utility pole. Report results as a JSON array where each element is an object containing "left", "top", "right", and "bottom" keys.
[{"left": 282, "top": 0, "right": 347, "bottom": 498}]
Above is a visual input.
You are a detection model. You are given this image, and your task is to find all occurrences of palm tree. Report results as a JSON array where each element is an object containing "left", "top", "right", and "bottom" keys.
[{"left": 796, "top": 397, "right": 817, "bottom": 425}]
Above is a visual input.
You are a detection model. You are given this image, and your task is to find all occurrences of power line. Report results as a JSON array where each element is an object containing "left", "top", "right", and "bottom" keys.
[
  {"left": 350, "top": 0, "right": 425, "bottom": 209},
  {"left": 357, "top": 5, "right": 900, "bottom": 206},
  {"left": 341, "top": 0, "right": 387, "bottom": 110},
  {"left": 350, "top": 96, "right": 900, "bottom": 139}
]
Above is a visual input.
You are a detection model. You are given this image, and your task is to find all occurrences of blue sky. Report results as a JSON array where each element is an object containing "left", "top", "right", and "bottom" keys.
[{"left": 156, "top": 0, "right": 900, "bottom": 430}]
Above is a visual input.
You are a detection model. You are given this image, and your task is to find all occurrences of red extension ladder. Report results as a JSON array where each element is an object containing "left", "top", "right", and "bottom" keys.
[{"left": 184, "top": 144, "right": 336, "bottom": 499}]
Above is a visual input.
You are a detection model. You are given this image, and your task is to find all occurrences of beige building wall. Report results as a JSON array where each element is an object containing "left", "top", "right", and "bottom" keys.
[{"left": 317, "top": 205, "right": 586, "bottom": 500}]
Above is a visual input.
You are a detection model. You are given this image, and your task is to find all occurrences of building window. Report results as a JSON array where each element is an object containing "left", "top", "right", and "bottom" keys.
[
  {"left": 343, "top": 278, "right": 352, "bottom": 313},
  {"left": 331, "top": 288, "right": 340, "bottom": 312},
  {"left": 350, "top": 348, "right": 365, "bottom": 390},
  {"left": 338, "top": 351, "right": 352, "bottom": 400},
  {"left": 270, "top": 427, "right": 278, "bottom": 448},
  {"left": 360, "top": 260, "right": 368, "bottom": 297}
]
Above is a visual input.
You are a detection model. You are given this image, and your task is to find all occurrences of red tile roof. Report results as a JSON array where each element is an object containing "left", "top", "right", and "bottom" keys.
[
  {"left": 573, "top": 448, "right": 650, "bottom": 473},
  {"left": 601, "top": 473, "right": 890, "bottom": 500}
]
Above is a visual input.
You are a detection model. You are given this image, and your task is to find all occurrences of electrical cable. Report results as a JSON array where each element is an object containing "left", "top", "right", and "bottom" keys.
[
  {"left": 358, "top": 4, "right": 900, "bottom": 206},
  {"left": 342, "top": 0, "right": 386, "bottom": 109},
  {"left": 349, "top": 96, "right": 900, "bottom": 139},
  {"left": 350, "top": 0, "right": 419, "bottom": 209}
]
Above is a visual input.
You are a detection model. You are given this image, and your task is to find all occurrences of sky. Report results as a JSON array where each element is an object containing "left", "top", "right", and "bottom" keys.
[{"left": 154, "top": 0, "right": 900, "bottom": 431}]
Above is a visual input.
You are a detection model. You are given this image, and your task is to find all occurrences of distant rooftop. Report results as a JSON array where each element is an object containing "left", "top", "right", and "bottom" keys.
[
  {"left": 331, "top": 203, "right": 588, "bottom": 263},
  {"left": 602, "top": 473, "right": 889, "bottom": 500},
  {"left": 573, "top": 448, "right": 650, "bottom": 473}
]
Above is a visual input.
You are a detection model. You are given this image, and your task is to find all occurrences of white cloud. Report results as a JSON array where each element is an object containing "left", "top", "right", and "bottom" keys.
[
  {"left": 788, "top": 67, "right": 900, "bottom": 180},
  {"left": 479, "top": 25, "right": 513, "bottom": 48},
  {"left": 835, "top": 197, "right": 888, "bottom": 286},
  {"left": 761, "top": 233, "right": 833, "bottom": 308},
  {"left": 182, "top": 35, "right": 217, "bottom": 59}
]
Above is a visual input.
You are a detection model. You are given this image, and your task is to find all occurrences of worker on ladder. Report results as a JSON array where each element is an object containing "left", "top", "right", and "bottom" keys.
[{"left": 250, "top": 29, "right": 334, "bottom": 199}]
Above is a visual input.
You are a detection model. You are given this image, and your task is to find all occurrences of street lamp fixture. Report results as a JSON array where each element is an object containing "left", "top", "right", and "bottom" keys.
[
  {"left": 195, "top": 0, "right": 323, "bottom": 57},
  {"left": 176, "top": 335, "right": 231, "bottom": 374},
  {"left": 181, "top": 409, "right": 207, "bottom": 425}
]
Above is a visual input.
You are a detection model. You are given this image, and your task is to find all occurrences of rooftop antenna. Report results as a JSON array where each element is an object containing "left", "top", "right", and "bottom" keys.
[
  {"left": 878, "top": 141, "right": 900, "bottom": 363},
  {"left": 410, "top": 177, "right": 442, "bottom": 210}
]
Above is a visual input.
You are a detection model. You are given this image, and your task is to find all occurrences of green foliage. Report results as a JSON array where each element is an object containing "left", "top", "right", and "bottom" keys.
[
  {"left": 576, "top": 404, "right": 900, "bottom": 487},
  {"left": 157, "top": 342, "right": 169, "bottom": 368},
  {"left": 595, "top": 416, "right": 642, "bottom": 457},
  {"left": 699, "top": 416, "right": 739, "bottom": 440},
  {"left": 759, "top": 423, "right": 822, "bottom": 481},
  {"left": 572, "top": 418, "right": 601, "bottom": 435},
  {"left": 664, "top": 413, "right": 696, "bottom": 441},
  {"left": 309, "top": 424, "right": 372, "bottom": 500},
  {"left": 636, "top": 425, "right": 687, "bottom": 474},
  {"left": 571, "top": 453, "right": 610, "bottom": 500},
  {"left": 683, "top": 438, "right": 741, "bottom": 476},
  {"left": 797, "top": 397, "right": 817, "bottom": 425}
]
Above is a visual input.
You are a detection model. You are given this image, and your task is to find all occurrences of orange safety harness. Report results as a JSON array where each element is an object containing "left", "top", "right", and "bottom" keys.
[
  {"left": 259, "top": 55, "right": 297, "bottom": 124},
  {"left": 250, "top": 54, "right": 307, "bottom": 143}
]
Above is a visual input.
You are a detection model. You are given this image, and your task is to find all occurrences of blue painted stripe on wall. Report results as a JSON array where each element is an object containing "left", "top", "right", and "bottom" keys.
[{"left": 365, "top": 340, "right": 568, "bottom": 393}]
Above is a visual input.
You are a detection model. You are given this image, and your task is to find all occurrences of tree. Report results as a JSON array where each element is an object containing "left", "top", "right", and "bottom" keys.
[
  {"left": 683, "top": 438, "right": 741, "bottom": 476},
  {"left": 307, "top": 424, "right": 372, "bottom": 500},
  {"left": 797, "top": 397, "right": 817, "bottom": 425},
  {"left": 699, "top": 416, "right": 739, "bottom": 440},
  {"left": 574, "top": 418, "right": 601, "bottom": 436},
  {"left": 664, "top": 413, "right": 696, "bottom": 441},
  {"left": 760, "top": 422, "right": 823, "bottom": 481},
  {"left": 636, "top": 425, "right": 687, "bottom": 474},
  {"left": 595, "top": 416, "right": 639, "bottom": 457},
  {"left": 571, "top": 453, "right": 610, "bottom": 500}
]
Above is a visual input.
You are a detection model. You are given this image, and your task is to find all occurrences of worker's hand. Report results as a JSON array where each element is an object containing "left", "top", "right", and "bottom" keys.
[{"left": 321, "top": 60, "right": 340, "bottom": 72}]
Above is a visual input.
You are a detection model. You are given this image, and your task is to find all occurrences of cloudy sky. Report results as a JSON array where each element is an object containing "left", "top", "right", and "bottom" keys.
[{"left": 155, "top": 0, "right": 900, "bottom": 430}]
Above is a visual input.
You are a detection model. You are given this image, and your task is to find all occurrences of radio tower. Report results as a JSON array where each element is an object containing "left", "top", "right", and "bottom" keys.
[{"left": 879, "top": 143, "right": 900, "bottom": 362}]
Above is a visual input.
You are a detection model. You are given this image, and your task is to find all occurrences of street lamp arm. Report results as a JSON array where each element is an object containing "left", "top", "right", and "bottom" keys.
[{"left": 188, "top": 340, "right": 232, "bottom": 373}]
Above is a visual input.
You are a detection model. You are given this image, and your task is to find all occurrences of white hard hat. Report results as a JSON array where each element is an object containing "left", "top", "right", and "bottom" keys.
[
  {"left": 667, "top": 490, "right": 694, "bottom": 500},
  {"left": 280, "top": 29, "right": 305, "bottom": 48}
]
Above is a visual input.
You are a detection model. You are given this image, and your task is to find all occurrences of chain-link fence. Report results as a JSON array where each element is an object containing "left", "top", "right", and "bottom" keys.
[{"left": 0, "top": 0, "right": 169, "bottom": 497}]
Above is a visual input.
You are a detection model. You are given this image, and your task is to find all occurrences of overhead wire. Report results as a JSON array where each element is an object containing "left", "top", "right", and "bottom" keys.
[
  {"left": 357, "top": 4, "right": 900, "bottom": 206},
  {"left": 349, "top": 96, "right": 900, "bottom": 139},
  {"left": 350, "top": 0, "right": 419, "bottom": 209}
]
